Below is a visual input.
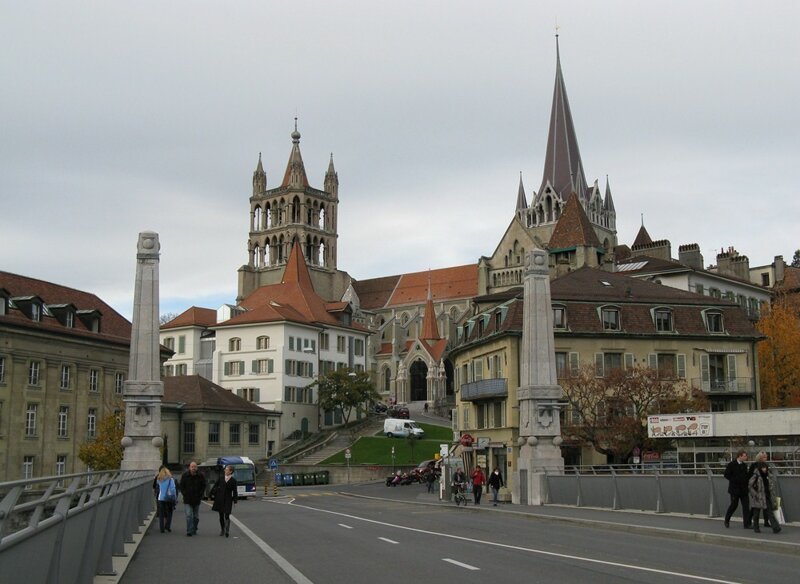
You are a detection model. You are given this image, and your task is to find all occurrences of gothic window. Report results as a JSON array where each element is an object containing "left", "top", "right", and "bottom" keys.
[
  {"left": 319, "top": 205, "right": 326, "bottom": 230},
  {"left": 291, "top": 196, "right": 301, "bottom": 223},
  {"left": 254, "top": 206, "right": 263, "bottom": 231}
]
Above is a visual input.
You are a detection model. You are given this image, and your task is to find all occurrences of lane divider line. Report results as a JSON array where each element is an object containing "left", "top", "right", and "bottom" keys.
[
  {"left": 230, "top": 514, "right": 314, "bottom": 584},
  {"left": 443, "top": 558, "right": 480, "bottom": 571},
  {"left": 378, "top": 537, "right": 399, "bottom": 544}
]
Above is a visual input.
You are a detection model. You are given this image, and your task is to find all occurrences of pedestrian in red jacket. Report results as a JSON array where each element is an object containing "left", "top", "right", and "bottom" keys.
[{"left": 471, "top": 466, "right": 486, "bottom": 505}]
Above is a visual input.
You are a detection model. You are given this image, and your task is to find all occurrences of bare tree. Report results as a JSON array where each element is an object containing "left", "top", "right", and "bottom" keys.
[{"left": 160, "top": 312, "right": 179, "bottom": 325}]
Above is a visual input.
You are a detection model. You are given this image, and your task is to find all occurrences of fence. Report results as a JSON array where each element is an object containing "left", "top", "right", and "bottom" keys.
[
  {"left": 546, "top": 464, "right": 799, "bottom": 522},
  {"left": 0, "top": 470, "right": 153, "bottom": 584}
]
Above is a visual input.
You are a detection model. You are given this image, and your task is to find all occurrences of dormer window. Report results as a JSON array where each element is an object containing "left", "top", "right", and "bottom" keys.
[
  {"left": 553, "top": 306, "right": 567, "bottom": 329},
  {"left": 654, "top": 308, "right": 673, "bottom": 332},
  {"left": 601, "top": 307, "right": 621, "bottom": 331},
  {"left": 31, "top": 303, "right": 41, "bottom": 322},
  {"left": 704, "top": 311, "right": 724, "bottom": 333},
  {"left": 76, "top": 309, "right": 102, "bottom": 332},
  {"left": 65, "top": 311, "right": 74, "bottom": 328}
]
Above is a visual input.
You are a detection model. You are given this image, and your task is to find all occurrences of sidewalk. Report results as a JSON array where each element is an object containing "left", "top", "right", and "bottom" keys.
[{"left": 343, "top": 480, "right": 800, "bottom": 556}]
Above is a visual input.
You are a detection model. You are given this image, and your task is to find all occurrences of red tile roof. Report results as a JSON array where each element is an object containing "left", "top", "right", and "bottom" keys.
[
  {"left": 354, "top": 264, "right": 478, "bottom": 310},
  {"left": 162, "top": 306, "right": 217, "bottom": 330},
  {"left": 547, "top": 193, "right": 602, "bottom": 250},
  {"left": 0, "top": 270, "right": 131, "bottom": 344},
  {"left": 164, "top": 375, "right": 273, "bottom": 414}
]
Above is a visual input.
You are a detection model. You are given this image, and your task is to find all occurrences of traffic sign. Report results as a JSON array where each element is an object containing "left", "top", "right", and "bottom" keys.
[
  {"left": 345, "top": 448, "right": 352, "bottom": 459},
  {"left": 269, "top": 458, "right": 278, "bottom": 470}
]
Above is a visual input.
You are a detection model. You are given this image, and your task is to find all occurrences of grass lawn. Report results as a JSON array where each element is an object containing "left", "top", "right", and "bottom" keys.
[{"left": 320, "top": 421, "right": 453, "bottom": 465}]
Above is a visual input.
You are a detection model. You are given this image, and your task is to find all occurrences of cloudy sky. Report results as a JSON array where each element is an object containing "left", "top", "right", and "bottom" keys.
[{"left": 2, "top": 2, "right": 798, "bottom": 320}]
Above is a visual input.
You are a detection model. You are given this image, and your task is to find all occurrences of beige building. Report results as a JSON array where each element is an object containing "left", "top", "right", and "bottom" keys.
[
  {"left": 0, "top": 271, "right": 135, "bottom": 481},
  {"left": 161, "top": 375, "right": 278, "bottom": 466},
  {"left": 450, "top": 267, "right": 764, "bottom": 475}
]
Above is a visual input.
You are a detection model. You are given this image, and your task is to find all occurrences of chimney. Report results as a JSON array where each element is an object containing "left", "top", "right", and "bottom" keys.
[
  {"left": 716, "top": 247, "right": 749, "bottom": 280},
  {"left": 775, "top": 255, "right": 786, "bottom": 285},
  {"left": 678, "top": 243, "right": 704, "bottom": 270}
]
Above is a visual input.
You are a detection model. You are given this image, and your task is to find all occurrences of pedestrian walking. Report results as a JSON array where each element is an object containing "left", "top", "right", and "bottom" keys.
[
  {"left": 748, "top": 451, "right": 771, "bottom": 527},
  {"left": 723, "top": 449, "right": 751, "bottom": 528},
  {"left": 212, "top": 465, "right": 238, "bottom": 537},
  {"left": 488, "top": 468, "right": 504, "bottom": 506},
  {"left": 155, "top": 466, "right": 177, "bottom": 533},
  {"left": 425, "top": 469, "right": 436, "bottom": 493},
  {"left": 749, "top": 461, "right": 781, "bottom": 534},
  {"left": 471, "top": 466, "right": 486, "bottom": 505},
  {"left": 179, "top": 461, "right": 207, "bottom": 536}
]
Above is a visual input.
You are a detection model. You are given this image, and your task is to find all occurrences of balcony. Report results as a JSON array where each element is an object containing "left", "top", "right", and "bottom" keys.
[
  {"left": 691, "top": 377, "right": 755, "bottom": 395},
  {"left": 460, "top": 378, "right": 507, "bottom": 401}
]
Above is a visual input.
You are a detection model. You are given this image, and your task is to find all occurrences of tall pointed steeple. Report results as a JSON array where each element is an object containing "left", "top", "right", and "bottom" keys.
[
  {"left": 420, "top": 274, "right": 440, "bottom": 341},
  {"left": 538, "top": 35, "right": 587, "bottom": 200},
  {"left": 281, "top": 118, "right": 310, "bottom": 188},
  {"left": 516, "top": 172, "right": 528, "bottom": 212},
  {"left": 324, "top": 153, "right": 338, "bottom": 195},
  {"left": 603, "top": 175, "right": 615, "bottom": 212}
]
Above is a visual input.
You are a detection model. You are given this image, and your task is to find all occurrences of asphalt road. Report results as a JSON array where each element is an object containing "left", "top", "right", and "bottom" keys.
[{"left": 120, "top": 485, "right": 800, "bottom": 584}]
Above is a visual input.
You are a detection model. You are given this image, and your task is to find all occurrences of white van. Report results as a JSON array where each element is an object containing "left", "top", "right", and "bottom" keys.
[{"left": 383, "top": 419, "right": 425, "bottom": 439}]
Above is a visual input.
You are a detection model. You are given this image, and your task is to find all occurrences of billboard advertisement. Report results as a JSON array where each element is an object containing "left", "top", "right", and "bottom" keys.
[{"left": 647, "top": 413, "right": 713, "bottom": 438}]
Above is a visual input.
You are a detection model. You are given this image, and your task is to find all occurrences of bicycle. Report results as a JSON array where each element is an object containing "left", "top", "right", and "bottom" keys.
[{"left": 452, "top": 482, "right": 468, "bottom": 506}]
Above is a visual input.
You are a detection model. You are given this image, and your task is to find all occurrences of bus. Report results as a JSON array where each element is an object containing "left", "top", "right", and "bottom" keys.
[{"left": 197, "top": 456, "right": 257, "bottom": 499}]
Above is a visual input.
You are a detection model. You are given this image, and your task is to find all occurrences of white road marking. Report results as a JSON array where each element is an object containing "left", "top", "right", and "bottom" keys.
[
  {"left": 378, "top": 537, "right": 399, "bottom": 544},
  {"left": 230, "top": 514, "right": 314, "bottom": 584},
  {"left": 338, "top": 523, "right": 353, "bottom": 529},
  {"left": 277, "top": 500, "right": 743, "bottom": 584},
  {"left": 443, "top": 558, "right": 480, "bottom": 571}
]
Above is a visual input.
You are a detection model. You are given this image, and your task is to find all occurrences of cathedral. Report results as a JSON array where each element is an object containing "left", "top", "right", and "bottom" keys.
[{"left": 235, "top": 38, "right": 622, "bottom": 410}]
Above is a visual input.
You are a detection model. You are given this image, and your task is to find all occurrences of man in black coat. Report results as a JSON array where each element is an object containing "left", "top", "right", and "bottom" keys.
[
  {"left": 179, "top": 461, "right": 206, "bottom": 536},
  {"left": 723, "top": 449, "right": 751, "bottom": 528}
]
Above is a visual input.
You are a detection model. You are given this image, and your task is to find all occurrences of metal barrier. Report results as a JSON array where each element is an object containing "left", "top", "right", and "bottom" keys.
[
  {"left": 547, "top": 464, "right": 799, "bottom": 522},
  {"left": 0, "top": 470, "right": 154, "bottom": 584}
]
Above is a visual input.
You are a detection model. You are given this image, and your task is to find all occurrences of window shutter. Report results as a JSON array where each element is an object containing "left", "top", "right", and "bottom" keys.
[
  {"left": 648, "top": 354, "right": 658, "bottom": 370},
  {"left": 727, "top": 354, "right": 737, "bottom": 382},
  {"left": 700, "top": 354, "right": 710, "bottom": 391},
  {"left": 309, "top": 363, "right": 314, "bottom": 377},
  {"left": 677, "top": 354, "right": 687, "bottom": 379},
  {"left": 251, "top": 360, "right": 257, "bottom": 373},
  {"left": 285, "top": 359, "right": 291, "bottom": 374},
  {"left": 224, "top": 362, "right": 230, "bottom": 375},
  {"left": 268, "top": 359, "right": 274, "bottom": 373},
  {"left": 236, "top": 388, "right": 243, "bottom": 397},
  {"left": 594, "top": 353, "right": 604, "bottom": 378},
  {"left": 254, "top": 388, "right": 260, "bottom": 402},
  {"left": 624, "top": 353, "right": 634, "bottom": 370},
  {"left": 569, "top": 352, "right": 580, "bottom": 376}
]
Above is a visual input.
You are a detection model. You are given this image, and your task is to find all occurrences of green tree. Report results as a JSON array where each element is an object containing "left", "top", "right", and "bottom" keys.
[
  {"left": 792, "top": 249, "right": 800, "bottom": 268},
  {"left": 79, "top": 412, "right": 125, "bottom": 470},
  {"left": 561, "top": 365, "right": 708, "bottom": 462},
  {"left": 314, "top": 368, "right": 379, "bottom": 427}
]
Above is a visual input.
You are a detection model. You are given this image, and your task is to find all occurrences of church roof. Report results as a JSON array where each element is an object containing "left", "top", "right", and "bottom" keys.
[
  {"left": 538, "top": 37, "right": 587, "bottom": 200},
  {"left": 353, "top": 264, "right": 478, "bottom": 310},
  {"left": 420, "top": 287, "right": 441, "bottom": 341},
  {"left": 547, "top": 193, "right": 602, "bottom": 250},
  {"left": 162, "top": 306, "right": 217, "bottom": 330}
]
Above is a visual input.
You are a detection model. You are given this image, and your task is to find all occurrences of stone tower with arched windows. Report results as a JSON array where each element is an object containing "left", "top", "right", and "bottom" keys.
[{"left": 237, "top": 123, "right": 351, "bottom": 302}]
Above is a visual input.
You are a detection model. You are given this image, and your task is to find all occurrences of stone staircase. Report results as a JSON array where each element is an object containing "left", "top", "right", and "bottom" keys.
[{"left": 296, "top": 417, "right": 383, "bottom": 465}]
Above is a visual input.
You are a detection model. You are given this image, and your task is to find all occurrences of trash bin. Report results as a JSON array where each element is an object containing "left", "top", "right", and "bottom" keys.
[
  {"left": 316, "top": 470, "right": 329, "bottom": 485},
  {"left": 274, "top": 473, "right": 283, "bottom": 486},
  {"left": 293, "top": 473, "right": 304, "bottom": 486},
  {"left": 305, "top": 473, "right": 316, "bottom": 485},
  {"left": 283, "top": 473, "right": 294, "bottom": 486}
]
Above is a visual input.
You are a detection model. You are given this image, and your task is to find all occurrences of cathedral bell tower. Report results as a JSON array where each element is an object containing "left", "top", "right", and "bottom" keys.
[{"left": 237, "top": 121, "right": 343, "bottom": 301}]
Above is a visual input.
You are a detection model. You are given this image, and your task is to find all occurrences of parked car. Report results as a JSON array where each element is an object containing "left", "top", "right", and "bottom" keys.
[
  {"left": 373, "top": 402, "right": 388, "bottom": 414},
  {"left": 387, "top": 406, "right": 410, "bottom": 419}
]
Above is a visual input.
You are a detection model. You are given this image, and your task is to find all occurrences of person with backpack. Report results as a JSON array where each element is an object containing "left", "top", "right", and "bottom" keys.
[{"left": 156, "top": 466, "right": 177, "bottom": 533}]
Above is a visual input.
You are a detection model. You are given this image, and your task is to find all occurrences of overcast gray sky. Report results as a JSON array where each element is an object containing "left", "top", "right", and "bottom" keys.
[{"left": 2, "top": 1, "right": 798, "bottom": 320}]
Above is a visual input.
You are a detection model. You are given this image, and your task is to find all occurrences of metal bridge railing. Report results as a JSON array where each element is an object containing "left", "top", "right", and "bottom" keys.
[{"left": 0, "top": 470, "right": 154, "bottom": 584}]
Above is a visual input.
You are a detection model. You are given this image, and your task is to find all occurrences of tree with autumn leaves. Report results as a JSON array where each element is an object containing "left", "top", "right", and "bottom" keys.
[
  {"left": 78, "top": 411, "right": 125, "bottom": 470},
  {"left": 560, "top": 365, "right": 709, "bottom": 463},
  {"left": 757, "top": 295, "right": 800, "bottom": 408}
]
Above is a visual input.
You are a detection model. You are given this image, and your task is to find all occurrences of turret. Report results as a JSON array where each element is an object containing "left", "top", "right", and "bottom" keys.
[{"left": 252, "top": 152, "right": 266, "bottom": 196}]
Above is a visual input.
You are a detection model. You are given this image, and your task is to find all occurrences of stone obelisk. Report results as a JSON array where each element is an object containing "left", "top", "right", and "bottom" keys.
[
  {"left": 120, "top": 231, "right": 164, "bottom": 471},
  {"left": 513, "top": 248, "right": 565, "bottom": 505}
]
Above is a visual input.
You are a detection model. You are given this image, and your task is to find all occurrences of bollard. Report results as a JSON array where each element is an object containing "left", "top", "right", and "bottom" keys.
[
  {"left": 273, "top": 483, "right": 279, "bottom": 496},
  {"left": 264, "top": 483, "right": 268, "bottom": 496}
]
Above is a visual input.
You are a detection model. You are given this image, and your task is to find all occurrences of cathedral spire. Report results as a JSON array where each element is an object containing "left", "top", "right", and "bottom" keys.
[
  {"left": 516, "top": 171, "right": 528, "bottom": 212},
  {"left": 252, "top": 152, "right": 266, "bottom": 195},
  {"left": 281, "top": 118, "right": 310, "bottom": 188},
  {"left": 420, "top": 272, "right": 440, "bottom": 341},
  {"left": 324, "top": 152, "right": 339, "bottom": 194},
  {"left": 604, "top": 175, "right": 615, "bottom": 212},
  {"left": 538, "top": 35, "right": 587, "bottom": 200}
]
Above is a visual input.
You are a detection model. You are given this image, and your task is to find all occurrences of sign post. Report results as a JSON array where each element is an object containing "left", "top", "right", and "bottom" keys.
[{"left": 345, "top": 448, "right": 352, "bottom": 484}]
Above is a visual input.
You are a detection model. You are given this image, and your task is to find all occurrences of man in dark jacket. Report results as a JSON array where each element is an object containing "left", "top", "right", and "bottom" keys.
[
  {"left": 179, "top": 461, "right": 206, "bottom": 536},
  {"left": 723, "top": 449, "right": 750, "bottom": 528}
]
